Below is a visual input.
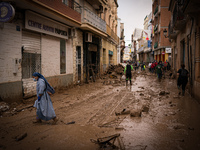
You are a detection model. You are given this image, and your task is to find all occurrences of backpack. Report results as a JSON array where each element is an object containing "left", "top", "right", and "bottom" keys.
[{"left": 180, "top": 69, "right": 188, "bottom": 77}]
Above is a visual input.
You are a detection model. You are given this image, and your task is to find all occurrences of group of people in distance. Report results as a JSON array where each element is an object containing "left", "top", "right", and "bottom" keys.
[{"left": 124, "top": 60, "right": 189, "bottom": 96}]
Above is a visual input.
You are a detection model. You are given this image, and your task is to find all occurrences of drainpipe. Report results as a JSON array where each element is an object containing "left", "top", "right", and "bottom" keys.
[
  {"left": 189, "top": 17, "right": 194, "bottom": 88},
  {"left": 193, "top": 23, "right": 196, "bottom": 97}
]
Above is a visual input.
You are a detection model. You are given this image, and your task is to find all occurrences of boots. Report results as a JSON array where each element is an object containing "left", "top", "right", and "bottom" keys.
[
  {"left": 126, "top": 80, "right": 128, "bottom": 86},
  {"left": 130, "top": 80, "right": 132, "bottom": 85}
]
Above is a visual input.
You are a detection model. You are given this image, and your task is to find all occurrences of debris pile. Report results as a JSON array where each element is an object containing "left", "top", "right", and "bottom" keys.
[
  {"left": 90, "top": 133, "right": 125, "bottom": 150},
  {"left": 104, "top": 64, "right": 124, "bottom": 76}
]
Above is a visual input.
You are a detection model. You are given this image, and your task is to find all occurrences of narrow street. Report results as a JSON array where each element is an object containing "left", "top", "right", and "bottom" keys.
[{"left": 1, "top": 69, "right": 200, "bottom": 150}]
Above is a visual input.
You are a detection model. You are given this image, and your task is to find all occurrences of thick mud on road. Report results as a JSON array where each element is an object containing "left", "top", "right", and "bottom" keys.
[{"left": 0, "top": 71, "right": 200, "bottom": 150}]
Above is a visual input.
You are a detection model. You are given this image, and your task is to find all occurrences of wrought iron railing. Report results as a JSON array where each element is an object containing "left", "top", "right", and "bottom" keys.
[
  {"left": 154, "top": 42, "right": 158, "bottom": 49},
  {"left": 82, "top": 7, "right": 106, "bottom": 33},
  {"left": 154, "top": 5, "right": 158, "bottom": 15}
]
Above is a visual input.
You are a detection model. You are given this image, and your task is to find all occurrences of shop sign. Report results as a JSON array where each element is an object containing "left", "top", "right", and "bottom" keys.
[
  {"left": 109, "top": 50, "right": 113, "bottom": 55},
  {"left": 25, "top": 11, "right": 68, "bottom": 39},
  {"left": 165, "top": 48, "right": 171, "bottom": 53},
  {"left": 0, "top": 2, "right": 15, "bottom": 22}
]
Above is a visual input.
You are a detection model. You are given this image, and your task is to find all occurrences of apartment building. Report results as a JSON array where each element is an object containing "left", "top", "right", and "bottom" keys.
[
  {"left": 100, "top": 0, "right": 119, "bottom": 72},
  {"left": 143, "top": 12, "right": 153, "bottom": 63},
  {"left": 152, "top": 0, "right": 171, "bottom": 63},
  {"left": 0, "top": 0, "right": 81, "bottom": 102},
  {"left": 0, "top": 0, "right": 119, "bottom": 102},
  {"left": 118, "top": 20, "right": 125, "bottom": 63},
  {"left": 168, "top": 0, "right": 200, "bottom": 100}
]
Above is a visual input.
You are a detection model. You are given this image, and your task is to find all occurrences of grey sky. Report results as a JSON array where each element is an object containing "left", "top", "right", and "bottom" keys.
[{"left": 118, "top": 0, "right": 152, "bottom": 45}]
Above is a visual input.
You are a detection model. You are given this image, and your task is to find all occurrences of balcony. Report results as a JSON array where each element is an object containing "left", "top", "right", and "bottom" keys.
[
  {"left": 81, "top": 7, "right": 106, "bottom": 34},
  {"left": 154, "top": 42, "right": 158, "bottom": 49},
  {"left": 120, "top": 41, "right": 125, "bottom": 50},
  {"left": 168, "top": 21, "right": 177, "bottom": 39},
  {"left": 107, "top": 25, "right": 119, "bottom": 44},
  {"left": 154, "top": 24, "right": 158, "bottom": 34},
  {"left": 33, "top": 0, "right": 81, "bottom": 26},
  {"left": 154, "top": 5, "right": 158, "bottom": 17},
  {"left": 173, "top": 4, "right": 186, "bottom": 30},
  {"left": 137, "top": 47, "right": 144, "bottom": 54},
  {"left": 152, "top": 0, "right": 158, "bottom": 5},
  {"left": 183, "top": 0, "right": 200, "bottom": 14}
]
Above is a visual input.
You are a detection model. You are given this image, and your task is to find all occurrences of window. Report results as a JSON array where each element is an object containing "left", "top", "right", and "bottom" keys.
[
  {"left": 60, "top": 39, "right": 66, "bottom": 74},
  {"left": 63, "top": 0, "right": 75, "bottom": 9},
  {"left": 22, "top": 53, "right": 41, "bottom": 79},
  {"left": 63, "top": 0, "right": 68, "bottom": 5}
]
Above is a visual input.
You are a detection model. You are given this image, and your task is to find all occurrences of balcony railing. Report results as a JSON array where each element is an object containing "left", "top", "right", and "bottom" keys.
[
  {"left": 82, "top": 7, "right": 106, "bottom": 33},
  {"left": 154, "top": 5, "right": 158, "bottom": 15},
  {"left": 107, "top": 25, "right": 119, "bottom": 43},
  {"left": 168, "top": 21, "right": 177, "bottom": 39},
  {"left": 172, "top": 3, "right": 186, "bottom": 30},
  {"left": 154, "top": 42, "right": 158, "bottom": 49},
  {"left": 154, "top": 24, "right": 158, "bottom": 33}
]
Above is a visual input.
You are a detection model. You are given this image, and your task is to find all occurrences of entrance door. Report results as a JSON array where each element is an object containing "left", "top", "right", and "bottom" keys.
[
  {"left": 162, "top": 54, "right": 165, "bottom": 62},
  {"left": 159, "top": 54, "right": 161, "bottom": 61},
  {"left": 76, "top": 46, "right": 81, "bottom": 81},
  {"left": 22, "top": 30, "right": 41, "bottom": 98}
]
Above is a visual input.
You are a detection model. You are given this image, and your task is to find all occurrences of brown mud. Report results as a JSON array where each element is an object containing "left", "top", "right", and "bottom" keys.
[{"left": 0, "top": 69, "right": 200, "bottom": 150}]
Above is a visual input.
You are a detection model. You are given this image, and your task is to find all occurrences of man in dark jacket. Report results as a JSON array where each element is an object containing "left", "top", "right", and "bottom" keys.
[
  {"left": 124, "top": 61, "right": 133, "bottom": 86},
  {"left": 177, "top": 64, "right": 189, "bottom": 96}
]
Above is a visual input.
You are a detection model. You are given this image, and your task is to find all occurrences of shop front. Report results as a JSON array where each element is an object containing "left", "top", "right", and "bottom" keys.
[{"left": 22, "top": 10, "right": 72, "bottom": 98}]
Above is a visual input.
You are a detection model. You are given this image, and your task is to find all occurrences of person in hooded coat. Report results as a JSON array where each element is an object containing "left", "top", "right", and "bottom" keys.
[{"left": 32, "top": 72, "right": 58, "bottom": 124}]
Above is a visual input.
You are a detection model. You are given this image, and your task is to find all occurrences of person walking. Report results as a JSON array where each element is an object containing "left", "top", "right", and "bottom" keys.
[
  {"left": 32, "top": 72, "right": 58, "bottom": 124},
  {"left": 124, "top": 61, "right": 133, "bottom": 86},
  {"left": 134, "top": 62, "right": 137, "bottom": 71},
  {"left": 141, "top": 63, "right": 144, "bottom": 71},
  {"left": 177, "top": 64, "right": 189, "bottom": 96},
  {"left": 156, "top": 61, "right": 163, "bottom": 82}
]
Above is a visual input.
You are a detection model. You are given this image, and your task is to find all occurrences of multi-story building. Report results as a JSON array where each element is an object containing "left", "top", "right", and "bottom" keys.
[
  {"left": 143, "top": 12, "right": 153, "bottom": 63},
  {"left": 0, "top": 0, "right": 119, "bottom": 102},
  {"left": 152, "top": 0, "right": 171, "bottom": 63},
  {"left": 0, "top": 0, "right": 81, "bottom": 102},
  {"left": 168, "top": 0, "right": 200, "bottom": 100},
  {"left": 118, "top": 23, "right": 125, "bottom": 63},
  {"left": 135, "top": 27, "right": 151, "bottom": 63},
  {"left": 100, "top": 0, "right": 119, "bottom": 72}
]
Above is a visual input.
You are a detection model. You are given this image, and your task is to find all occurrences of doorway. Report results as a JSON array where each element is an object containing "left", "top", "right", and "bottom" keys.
[{"left": 76, "top": 46, "right": 81, "bottom": 81}]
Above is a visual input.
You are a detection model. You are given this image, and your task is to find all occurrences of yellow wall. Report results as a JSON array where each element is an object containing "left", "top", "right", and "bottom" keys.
[{"left": 101, "top": 39, "right": 117, "bottom": 68}]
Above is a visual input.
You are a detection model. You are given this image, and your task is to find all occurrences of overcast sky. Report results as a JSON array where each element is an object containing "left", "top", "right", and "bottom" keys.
[{"left": 118, "top": 0, "right": 152, "bottom": 46}]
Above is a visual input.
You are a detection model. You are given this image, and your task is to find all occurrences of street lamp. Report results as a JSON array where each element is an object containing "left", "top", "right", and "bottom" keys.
[{"left": 163, "top": 29, "right": 168, "bottom": 38}]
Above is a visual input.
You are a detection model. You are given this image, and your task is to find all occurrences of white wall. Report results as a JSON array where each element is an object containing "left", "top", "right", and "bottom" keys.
[
  {"left": 66, "top": 39, "right": 73, "bottom": 74},
  {"left": 0, "top": 23, "right": 22, "bottom": 83},
  {"left": 41, "top": 34, "right": 60, "bottom": 76}
]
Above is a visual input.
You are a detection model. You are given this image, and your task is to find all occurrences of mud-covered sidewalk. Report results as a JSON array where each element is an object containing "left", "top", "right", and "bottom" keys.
[{"left": 0, "top": 69, "right": 200, "bottom": 150}]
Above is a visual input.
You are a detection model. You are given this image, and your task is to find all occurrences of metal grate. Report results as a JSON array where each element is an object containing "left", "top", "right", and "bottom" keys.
[{"left": 22, "top": 53, "right": 41, "bottom": 79}]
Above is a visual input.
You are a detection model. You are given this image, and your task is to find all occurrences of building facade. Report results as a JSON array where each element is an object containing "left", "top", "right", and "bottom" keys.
[
  {"left": 152, "top": 0, "right": 171, "bottom": 63},
  {"left": 117, "top": 19, "right": 125, "bottom": 64},
  {"left": 0, "top": 0, "right": 81, "bottom": 102},
  {"left": 100, "top": 0, "right": 119, "bottom": 72},
  {"left": 0, "top": 0, "right": 119, "bottom": 102},
  {"left": 168, "top": 0, "right": 200, "bottom": 101}
]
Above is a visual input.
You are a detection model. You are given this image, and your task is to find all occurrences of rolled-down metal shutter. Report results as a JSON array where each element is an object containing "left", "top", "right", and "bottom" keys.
[
  {"left": 22, "top": 31, "right": 41, "bottom": 54},
  {"left": 22, "top": 30, "right": 41, "bottom": 98}
]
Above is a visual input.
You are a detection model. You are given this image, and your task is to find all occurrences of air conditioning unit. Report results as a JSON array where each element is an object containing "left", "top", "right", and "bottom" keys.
[{"left": 85, "top": 32, "right": 92, "bottom": 42}]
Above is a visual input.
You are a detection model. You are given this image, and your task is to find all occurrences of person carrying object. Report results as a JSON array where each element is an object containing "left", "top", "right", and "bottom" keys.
[
  {"left": 177, "top": 64, "right": 189, "bottom": 96},
  {"left": 124, "top": 61, "right": 133, "bottom": 86}
]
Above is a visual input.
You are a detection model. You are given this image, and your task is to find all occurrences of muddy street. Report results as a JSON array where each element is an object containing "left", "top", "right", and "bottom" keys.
[{"left": 0, "top": 71, "right": 200, "bottom": 150}]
